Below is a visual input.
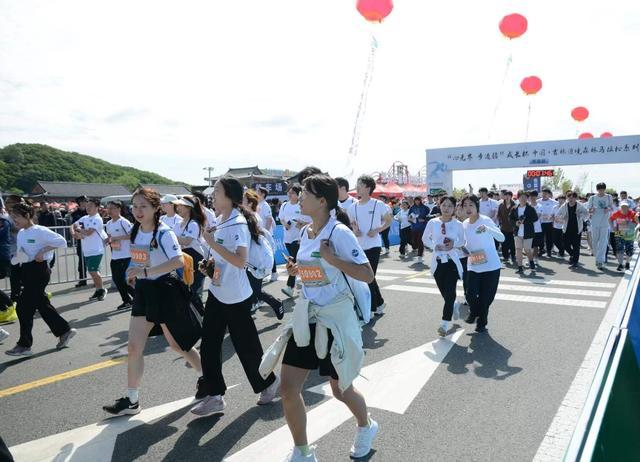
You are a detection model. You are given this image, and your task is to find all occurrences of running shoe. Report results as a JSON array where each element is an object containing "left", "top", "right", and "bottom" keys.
[
  {"left": 281, "top": 286, "right": 294, "bottom": 298},
  {"left": 6, "top": 345, "right": 33, "bottom": 356},
  {"left": 417, "top": 256, "right": 424, "bottom": 264},
  {"left": 103, "top": 397, "right": 140, "bottom": 416},
  {"left": 569, "top": 263, "right": 578, "bottom": 269},
  {"left": 282, "top": 446, "right": 318, "bottom": 462},
  {"left": 374, "top": 302, "right": 386, "bottom": 316},
  {"left": 250, "top": 302, "right": 260, "bottom": 314},
  {"left": 272, "top": 301, "right": 285, "bottom": 320},
  {"left": 464, "top": 314, "right": 477, "bottom": 324},
  {"left": 0, "top": 304, "right": 17, "bottom": 323},
  {"left": 617, "top": 264, "right": 624, "bottom": 271},
  {"left": 97, "top": 289, "right": 107, "bottom": 301},
  {"left": 88, "top": 291, "right": 100, "bottom": 301},
  {"left": 74, "top": 280, "right": 87, "bottom": 288},
  {"left": 270, "top": 272, "right": 279, "bottom": 282},
  {"left": 195, "top": 376, "right": 208, "bottom": 400},
  {"left": 515, "top": 266, "right": 524, "bottom": 274},
  {"left": 257, "top": 374, "right": 280, "bottom": 405},
  {"left": 625, "top": 263, "right": 631, "bottom": 270},
  {"left": 116, "top": 302, "right": 132, "bottom": 311},
  {"left": 475, "top": 325, "right": 488, "bottom": 333},
  {"left": 190, "top": 395, "right": 226, "bottom": 416},
  {"left": 56, "top": 328, "right": 77, "bottom": 349},
  {"left": 350, "top": 416, "right": 378, "bottom": 458},
  {"left": 0, "top": 328, "right": 9, "bottom": 343},
  {"left": 529, "top": 261, "right": 536, "bottom": 270},
  {"left": 437, "top": 325, "right": 447, "bottom": 337}
]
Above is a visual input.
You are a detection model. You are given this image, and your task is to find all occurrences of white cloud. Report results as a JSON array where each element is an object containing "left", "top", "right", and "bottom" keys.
[{"left": 0, "top": 0, "right": 639, "bottom": 192}]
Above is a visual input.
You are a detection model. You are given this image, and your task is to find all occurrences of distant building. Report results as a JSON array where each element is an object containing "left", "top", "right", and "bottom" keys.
[
  {"left": 30, "top": 181, "right": 131, "bottom": 202},
  {"left": 212, "top": 166, "right": 291, "bottom": 198}
]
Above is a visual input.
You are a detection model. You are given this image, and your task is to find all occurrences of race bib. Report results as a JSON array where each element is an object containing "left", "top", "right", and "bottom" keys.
[
  {"left": 469, "top": 249, "right": 488, "bottom": 266},
  {"left": 211, "top": 261, "right": 226, "bottom": 287},
  {"left": 130, "top": 245, "right": 150, "bottom": 267},
  {"left": 542, "top": 214, "right": 552, "bottom": 222},
  {"left": 110, "top": 240, "right": 121, "bottom": 251},
  {"left": 298, "top": 260, "right": 331, "bottom": 287},
  {"left": 554, "top": 215, "right": 564, "bottom": 224}
]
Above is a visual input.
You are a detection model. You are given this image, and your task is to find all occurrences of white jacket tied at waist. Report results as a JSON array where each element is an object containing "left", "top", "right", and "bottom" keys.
[{"left": 259, "top": 295, "right": 364, "bottom": 392}]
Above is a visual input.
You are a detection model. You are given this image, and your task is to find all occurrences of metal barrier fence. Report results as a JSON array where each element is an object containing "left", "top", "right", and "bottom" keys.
[{"left": 2, "top": 226, "right": 113, "bottom": 289}]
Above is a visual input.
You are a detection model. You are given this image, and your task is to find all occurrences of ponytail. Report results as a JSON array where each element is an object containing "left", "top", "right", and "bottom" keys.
[
  {"left": 237, "top": 205, "right": 261, "bottom": 244},
  {"left": 334, "top": 205, "right": 351, "bottom": 228}
]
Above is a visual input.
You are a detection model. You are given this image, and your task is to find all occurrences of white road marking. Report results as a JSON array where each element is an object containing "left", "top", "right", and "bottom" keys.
[
  {"left": 383, "top": 284, "right": 608, "bottom": 308},
  {"left": 374, "top": 275, "right": 399, "bottom": 281},
  {"left": 407, "top": 276, "right": 616, "bottom": 289},
  {"left": 10, "top": 385, "right": 240, "bottom": 462},
  {"left": 225, "top": 330, "right": 464, "bottom": 461},
  {"left": 376, "top": 269, "right": 419, "bottom": 275}
]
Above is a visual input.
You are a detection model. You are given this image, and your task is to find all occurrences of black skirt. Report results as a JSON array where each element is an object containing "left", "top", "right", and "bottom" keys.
[{"left": 132, "top": 275, "right": 202, "bottom": 351}]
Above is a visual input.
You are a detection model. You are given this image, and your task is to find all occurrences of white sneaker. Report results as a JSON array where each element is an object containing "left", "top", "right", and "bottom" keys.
[
  {"left": 270, "top": 272, "right": 279, "bottom": 282},
  {"left": 350, "top": 416, "right": 378, "bottom": 458},
  {"left": 257, "top": 374, "right": 280, "bottom": 405},
  {"left": 437, "top": 321, "right": 449, "bottom": 337},
  {"left": 0, "top": 328, "right": 9, "bottom": 343},
  {"left": 282, "top": 446, "right": 318, "bottom": 462},
  {"left": 190, "top": 395, "right": 226, "bottom": 417},
  {"left": 281, "top": 286, "right": 294, "bottom": 298},
  {"left": 374, "top": 302, "right": 386, "bottom": 316},
  {"left": 417, "top": 256, "right": 424, "bottom": 264},
  {"left": 250, "top": 302, "right": 260, "bottom": 314},
  {"left": 452, "top": 302, "right": 461, "bottom": 321},
  {"left": 295, "top": 280, "right": 302, "bottom": 290}
]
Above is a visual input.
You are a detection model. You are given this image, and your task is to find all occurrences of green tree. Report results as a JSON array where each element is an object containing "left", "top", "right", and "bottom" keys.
[{"left": 452, "top": 187, "right": 468, "bottom": 199}]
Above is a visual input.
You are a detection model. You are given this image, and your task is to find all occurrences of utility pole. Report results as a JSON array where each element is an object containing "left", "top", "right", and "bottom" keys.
[{"left": 203, "top": 167, "right": 215, "bottom": 187}]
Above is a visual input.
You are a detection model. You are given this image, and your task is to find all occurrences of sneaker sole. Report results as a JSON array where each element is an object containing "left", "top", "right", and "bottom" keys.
[
  {"left": 6, "top": 350, "right": 33, "bottom": 357},
  {"left": 104, "top": 407, "right": 141, "bottom": 416},
  {"left": 350, "top": 420, "right": 379, "bottom": 459}
]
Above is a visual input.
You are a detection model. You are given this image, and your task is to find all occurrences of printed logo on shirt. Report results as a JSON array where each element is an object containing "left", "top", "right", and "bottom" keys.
[
  {"left": 216, "top": 238, "right": 224, "bottom": 244},
  {"left": 352, "top": 249, "right": 359, "bottom": 257},
  {"left": 173, "top": 245, "right": 179, "bottom": 251},
  {"left": 27, "top": 239, "right": 35, "bottom": 243},
  {"left": 235, "top": 235, "right": 239, "bottom": 241},
  {"left": 311, "top": 251, "right": 321, "bottom": 258}
]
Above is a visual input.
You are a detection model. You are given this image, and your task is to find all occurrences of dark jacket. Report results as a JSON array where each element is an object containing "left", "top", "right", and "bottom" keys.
[
  {"left": 509, "top": 204, "right": 538, "bottom": 239},
  {"left": 498, "top": 201, "right": 516, "bottom": 233},
  {"left": 408, "top": 204, "right": 430, "bottom": 231}
]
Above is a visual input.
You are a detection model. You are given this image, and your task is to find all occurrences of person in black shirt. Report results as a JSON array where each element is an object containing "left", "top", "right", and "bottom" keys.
[{"left": 70, "top": 196, "right": 88, "bottom": 287}]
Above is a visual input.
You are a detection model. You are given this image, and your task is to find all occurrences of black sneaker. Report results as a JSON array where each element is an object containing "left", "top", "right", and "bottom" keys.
[
  {"left": 515, "top": 266, "right": 524, "bottom": 274},
  {"left": 464, "top": 315, "right": 477, "bottom": 324},
  {"left": 475, "top": 325, "right": 488, "bottom": 333},
  {"left": 88, "top": 291, "right": 99, "bottom": 300},
  {"left": 625, "top": 263, "right": 630, "bottom": 270},
  {"left": 116, "top": 302, "right": 132, "bottom": 310},
  {"left": 97, "top": 289, "right": 107, "bottom": 301},
  {"left": 75, "top": 281, "right": 87, "bottom": 288},
  {"left": 617, "top": 264, "right": 624, "bottom": 271},
  {"left": 529, "top": 261, "right": 536, "bottom": 270},
  {"left": 195, "top": 376, "right": 208, "bottom": 400},
  {"left": 272, "top": 301, "right": 285, "bottom": 321},
  {"left": 103, "top": 397, "right": 140, "bottom": 416}
]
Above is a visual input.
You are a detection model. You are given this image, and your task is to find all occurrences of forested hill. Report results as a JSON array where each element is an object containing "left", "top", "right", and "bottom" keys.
[{"left": 0, "top": 143, "right": 178, "bottom": 194}]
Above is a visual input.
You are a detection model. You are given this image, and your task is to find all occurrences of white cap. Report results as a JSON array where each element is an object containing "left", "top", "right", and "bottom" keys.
[
  {"left": 620, "top": 200, "right": 631, "bottom": 208},
  {"left": 160, "top": 194, "right": 178, "bottom": 204}
]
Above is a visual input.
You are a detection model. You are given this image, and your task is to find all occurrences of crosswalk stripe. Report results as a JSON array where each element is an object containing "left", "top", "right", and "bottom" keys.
[
  {"left": 401, "top": 278, "right": 611, "bottom": 297},
  {"left": 375, "top": 275, "right": 399, "bottom": 281},
  {"left": 383, "top": 284, "right": 608, "bottom": 308},
  {"left": 406, "top": 275, "right": 616, "bottom": 289},
  {"left": 376, "top": 269, "right": 419, "bottom": 275}
]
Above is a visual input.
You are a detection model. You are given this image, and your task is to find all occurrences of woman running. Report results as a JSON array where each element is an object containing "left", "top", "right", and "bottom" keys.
[
  {"left": 103, "top": 188, "right": 202, "bottom": 416},
  {"left": 5, "top": 202, "right": 76, "bottom": 356},
  {"left": 267, "top": 174, "right": 377, "bottom": 461},
  {"left": 461, "top": 195, "right": 505, "bottom": 333},
  {"left": 105, "top": 200, "right": 135, "bottom": 310},
  {"left": 190, "top": 176, "right": 279, "bottom": 416},
  {"left": 422, "top": 196, "right": 465, "bottom": 337},
  {"left": 278, "top": 184, "right": 311, "bottom": 298},
  {"left": 243, "top": 189, "right": 284, "bottom": 319},
  {"left": 394, "top": 200, "right": 412, "bottom": 258}
]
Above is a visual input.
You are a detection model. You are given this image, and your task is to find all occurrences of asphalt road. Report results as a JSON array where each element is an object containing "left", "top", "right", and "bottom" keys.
[{"left": 0, "top": 245, "right": 628, "bottom": 462}]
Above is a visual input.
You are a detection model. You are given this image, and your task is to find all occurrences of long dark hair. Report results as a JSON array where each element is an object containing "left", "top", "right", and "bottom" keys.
[
  {"left": 130, "top": 187, "right": 162, "bottom": 248},
  {"left": 179, "top": 195, "right": 207, "bottom": 237},
  {"left": 303, "top": 174, "right": 351, "bottom": 227},
  {"left": 11, "top": 201, "right": 36, "bottom": 220},
  {"left": 218, "top": 176, "right": 261, "bottom": 244}
]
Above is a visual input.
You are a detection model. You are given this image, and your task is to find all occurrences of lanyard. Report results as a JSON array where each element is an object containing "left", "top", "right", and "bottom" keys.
[{"left": 355, "top": 200, "right": 377, "bottom": 232}]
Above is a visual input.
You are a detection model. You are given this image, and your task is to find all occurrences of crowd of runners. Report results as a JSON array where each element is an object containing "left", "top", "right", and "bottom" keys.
[{"left": 0, "top": 168, "right": 638, "bottom": 461}]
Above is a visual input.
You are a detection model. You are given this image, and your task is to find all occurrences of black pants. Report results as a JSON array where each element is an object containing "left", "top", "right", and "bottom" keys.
[
  {"left": 433, "top": 259, "right": 459, "bottom": 321},
  {"left": 380, "top": 228, "right": 390, "bottom": 250},
  {"left": 16, "top": 262, "right": 70, "bottom": 348},
  {"left": 10, "top": 263, "right": 21, "bottom": 302},
  {"left": 542, "top": 223, "right": 554, "bottom": 256},
  {"left": 411, "top": 229, "right": 425, "bottom": 256},
  {"left": 247, "top": 271, "right": 281, "bottom": 310},
  {"left": 460, "top": 257, "right": 469, "bottom": 301},
  {"left": 553, "top": 228, "right": 565, "bottom": 256},
  {"left": 399, "top": 227, "right": 412, "bottom": 255},
  {"left": 0, "top": 436, "right": 14, "bottom": 462},
  {"left": 609, "top": 232, "right": 617, "bottom": 256},
  {"left": 285, "top": 241, "right": 300, "bottom": 288},
  {"left": 183, "top": 248, "right": 206, "bottom": 316},
  {"left": 200, "top": 293, "right": 276, "bottom": 396},
  {"left": 564, "top": 232, "right": 581, "bottom": 264},
  {"left": 110, "top": 258, "right": 134, "bottom": 303},
  {"left": 501, "top": 231, "right": 515, "bottom": 261},
  {"left": 364, "top": 247, "right": 384, "bottom": 311},
  {"left": 76, "top": 242, "right": 87, "bottom": 281},
  {"left": 466, "top": 268, "right": 500, "bottom": 329}
]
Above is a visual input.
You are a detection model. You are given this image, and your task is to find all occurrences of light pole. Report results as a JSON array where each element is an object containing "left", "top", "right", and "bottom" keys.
[{"left": 203, "top": 167, "right": 215, "bottom": 187}]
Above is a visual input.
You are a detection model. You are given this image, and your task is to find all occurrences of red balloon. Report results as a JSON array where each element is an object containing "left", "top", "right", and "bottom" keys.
[
  {"left": 356, "top": 0, "right": 393, "bottom": 22},
  {"left": 520, "top": 76, "right": 542, "bottom": 95},
  {"left": 499, "top": 13, "right": 528, "bottom": 39},
  {"left": 600, "top": 132, "right": 613, "bottom": 138},
  {"left": 578, "top": 132, "right": 594, "bottom": 139},
  {"left": 571, "top": 106, "right": 589, "bottom": 122}
]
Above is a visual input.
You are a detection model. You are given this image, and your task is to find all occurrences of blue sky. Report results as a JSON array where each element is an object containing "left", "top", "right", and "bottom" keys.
[{"left": 1, "top": 0, "right": 639, "bottom": 193}]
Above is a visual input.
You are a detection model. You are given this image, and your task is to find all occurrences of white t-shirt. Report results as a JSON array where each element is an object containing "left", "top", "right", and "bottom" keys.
[
  {"left": 16, "top": 225, "right": 66, "bottom": 263},
  {"left": 106, "top": 217, "right": 133, "bottom": 260},
  {"left": 130, "top": 224, "right": 181, "bottom": 281},
  {"left": 537, "top": 198, "right": 558, "bottom": 224},
  {"left": 394, "top": 209, "right": 411, "bottom": 229},
  {"left": 208, "top": 209, "right": 253, "bottom": 304},
  {"left": 531, "top": 203, "right": 542, "bottom": 233},
  {"left": 297, "top": 217, "right": 369, "bottom": 306},
  {"left": 74, "top": 214, "right": 106, "bottom": 257},
  {"left": 338, "top": 196, "right": 356, "bottom": 211},
  {"left": 258, "top": 201, "right": 274, "bottom": 233},
  {"left": 347, "top": 199, "right": 390, "bottom": 250},
  {"left": 479, "top": 198, "right": 499, "bottom": 224},
  {"left": 587, "top": 194, "right": 613, "bottom": 228},
  {"left": 278, "top": 201, "right": 310, "bottom": 244},
  {"left": 517, "top": 206, "right": 527, "bottom": 237},
  {"left": 552, "top": 204, "right": 565, "bottom": 230},
  {"left": 462, "top": 215, "right": 502, "bottom": 273},
  {"left": 160, "top": 214, "right": 183, "bottom": 230},
  {"left": 422, "top": 217, "right": 465, "bottom": 251},
  {"left": 173, "top": 219, "right": 207, "bottom": 257}
]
